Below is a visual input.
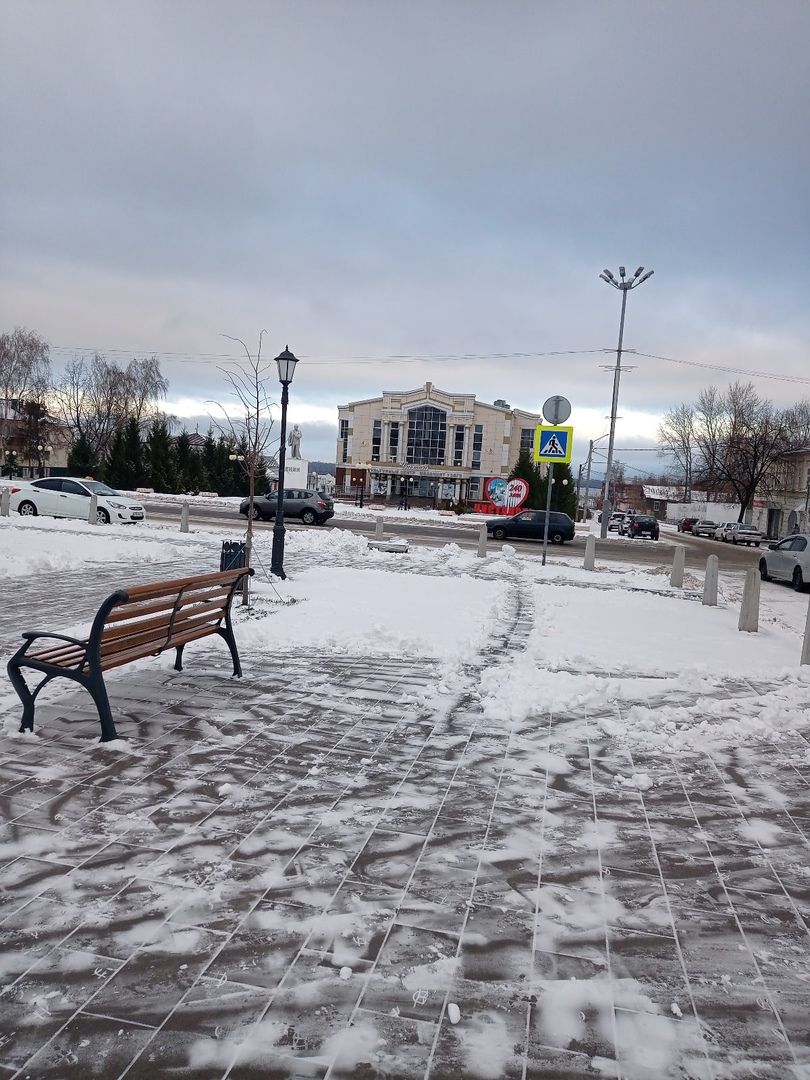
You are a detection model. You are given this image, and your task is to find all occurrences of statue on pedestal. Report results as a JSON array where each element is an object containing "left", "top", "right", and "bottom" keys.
[{"left": 288, "top": 424, "right": 302, "bottom": 459}]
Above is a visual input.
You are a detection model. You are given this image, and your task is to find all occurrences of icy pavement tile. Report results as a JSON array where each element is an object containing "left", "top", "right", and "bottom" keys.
[
  {"left": 429, "top": 977, "right": 530, "bottom": 1079},
  {"left": 0, "top": 946, "right": 125, "bottom": 1071},
  {"left": 14, "top": 1014, "right": 154, "bottom": 1079},
  {"left": 86, "top": 926, "right": 222, "bottom": 1027},
  {"left": 361, "top": 924, "right": 461, "bottom": 1024},
  {"left": 349, "top": 827, "right": 427, "bottom": 890},
  {"left": 458, "top": 904, "right": 535, "bottom": 983},
  {"left": 606, "top": 928, "right": 692, "bottom": 1014},
  {"left": 613, "top": 1008, "right": 711, "bottom": 1080},
  {"left": 528, "top": 974, "right": 617, "bottom": 1062},
  {"left": 690, "top": 980, "right": 801, "bottom": 1069},
  {"left": 129, "top": 979, "right": 273, "bottom": 1077}
]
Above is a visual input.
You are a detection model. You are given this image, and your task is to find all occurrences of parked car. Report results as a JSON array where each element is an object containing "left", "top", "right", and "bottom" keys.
[
  {"left": 486, "top": 509, "right": 575, "bottom": 544},
  {"left": 691, "top": 519, "right": 719, "bottom": 538},
  {"left": 618, "top": 513, "right": 637, "bottom": 536},
  {"left": 759, "top": 534, "right": 809, "bottom": 591},
  {"left": 626, "top": 514, "right": 660, "bottom": 540},
  {"left": 8, "top": 477, "right": 145, "bottom": 524},
  {"left": 677, "top": 517, "right": 698, "bottom": 533},
  {"left": 716, "top": 522, "right": 762, "bottom": 546},
  {"left": 607, "top": 512, "right": 626, "bottom": 532},
  {"left": 714, "top": 521, "right": 736, "bottom": 541},
  {"left": 239, "top": 488, "right": 334, "bottom": 525}
]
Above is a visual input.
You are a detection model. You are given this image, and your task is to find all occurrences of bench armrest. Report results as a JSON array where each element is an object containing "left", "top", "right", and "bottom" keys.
[{"left": 21, "top": 631, "right": 88, "bottom": 647}]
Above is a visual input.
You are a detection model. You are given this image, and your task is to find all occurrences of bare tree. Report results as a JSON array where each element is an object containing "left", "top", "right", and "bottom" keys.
[
  {"left": 52, "top": 353, "right": 168, "bottom": 467},
  {"left": 208, "top": 331, "right": 277, "bottom": 603},
  {"left": 658, "top": 403, "right": 695, "bottom": 501},
  {"left": 672, "top": 381, "right": 805, "bottom": 520},
  {"left": 0, "top": 327, "right": 50, "bottom": 457}
]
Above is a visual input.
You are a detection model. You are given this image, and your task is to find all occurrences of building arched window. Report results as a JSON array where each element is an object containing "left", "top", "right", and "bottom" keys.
[{"left": 406, "top": 405, "right": 447, "bottom": 465}]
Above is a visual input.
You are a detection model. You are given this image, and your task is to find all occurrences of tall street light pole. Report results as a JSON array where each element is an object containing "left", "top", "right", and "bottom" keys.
[
  {"left": 270, "top": 346, "right": 299, "bottom": 579},
  {"left": 598, "top": 266, "right": 654, "bottom": 538}
]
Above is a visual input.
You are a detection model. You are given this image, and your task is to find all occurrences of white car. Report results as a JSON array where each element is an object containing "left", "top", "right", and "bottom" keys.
[
  {"left": 9, "top": 477, "right": 145, "bottom": 524},
  {"left": 759, "top": 534, "right": 809, "bottom": 591},
  {"left": 716, "top": 521, "right": 762, "bottom": 546},
  {"left": 691, "top": 520, "right": 719, "bottom": 538}
]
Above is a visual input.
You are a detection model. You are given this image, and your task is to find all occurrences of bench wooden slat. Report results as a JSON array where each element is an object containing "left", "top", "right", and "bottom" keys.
[
  {"left": 122, "top": 569, "right": 247, "bottom": 604},
  {"left": 99, "top": 620, "right": 225, "bottom": 671},
  {"left": 104, "top": 584, "right": 235, "bottom": 623},
  {"left": 98, "top": 610, "right": 225, "bottom": 660}
]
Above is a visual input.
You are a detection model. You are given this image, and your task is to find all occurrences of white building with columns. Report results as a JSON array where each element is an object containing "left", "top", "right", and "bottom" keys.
[{"left": 335, "top": 382, "right": 542, "bottom": 507}]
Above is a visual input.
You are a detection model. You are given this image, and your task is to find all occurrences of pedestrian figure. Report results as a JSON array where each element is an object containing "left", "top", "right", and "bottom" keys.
[{"left": 791, "top": 521, "right": 800, "bottom": 535}]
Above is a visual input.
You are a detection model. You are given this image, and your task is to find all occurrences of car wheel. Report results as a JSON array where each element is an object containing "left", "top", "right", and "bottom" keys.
[
  {"left": 250, "top": 506, "right": 262, "bottom": 520},
  {"left": 755, "top": 542, "right": 760, "bottom": 547},
  {"left": 732, "top": 537, "right": 738, "bottom": 545},
  {"left": 550, "top": 531, "right": 564, "bottom": 544},
  {"left": 492, "top": 526, "right": 507, "bottom": 540},
  {"left": 96, "top": 508, "right": 110, "bottom": 525},
  {"left": 18, "top": 500, "right": 37, "bottom": 517},
  {"left": 759, "top": 560, "right": 770, "bottom": 581},
  {"left": 301, "top": 509, "right": 317, "bottom": 525},
  {"left": 792, "top": 567, "right": 805, "bottom": 592}
]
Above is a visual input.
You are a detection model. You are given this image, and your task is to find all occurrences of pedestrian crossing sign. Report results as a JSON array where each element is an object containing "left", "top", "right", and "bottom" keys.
[{"left": 534, "top": 424, "right": 573, "bottom": 464}]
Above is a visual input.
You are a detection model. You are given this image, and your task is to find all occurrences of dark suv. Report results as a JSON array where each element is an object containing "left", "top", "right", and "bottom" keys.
[
  {"left": 627, "top": 514, "right": 660, "bottom": 540},
  {"left": 239, "top": 488, "right": 334, "bottom": 525},
  {"left": 486, "top": 509, "right": 575, "bottom": 545}
]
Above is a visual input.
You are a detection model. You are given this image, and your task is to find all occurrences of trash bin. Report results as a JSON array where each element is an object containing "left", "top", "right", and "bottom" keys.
[{"left": 220, "top": 540, "right": 247, "bottom": 572}]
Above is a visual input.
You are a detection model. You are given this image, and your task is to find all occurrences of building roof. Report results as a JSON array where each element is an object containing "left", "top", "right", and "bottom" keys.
[{"left": 338, "top": 382, "right": 541, "bottom": 417}]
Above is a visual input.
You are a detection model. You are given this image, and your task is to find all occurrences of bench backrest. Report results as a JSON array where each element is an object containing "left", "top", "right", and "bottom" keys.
[{"left": 89, "top": 568, "right": 252, "bottom": 670}]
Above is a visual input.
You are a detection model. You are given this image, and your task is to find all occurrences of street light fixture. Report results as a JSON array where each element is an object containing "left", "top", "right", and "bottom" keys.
[
  {"left": 598, "top": 265, "right": 654, "bottom": 538},
  {"left": 270, "top": 346, "right": 299, "bottom": 579}
]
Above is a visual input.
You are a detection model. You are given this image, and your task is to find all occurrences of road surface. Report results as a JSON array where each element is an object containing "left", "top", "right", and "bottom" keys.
[{"left": 142, "top": 500, "right": 765, "bottom": 573}]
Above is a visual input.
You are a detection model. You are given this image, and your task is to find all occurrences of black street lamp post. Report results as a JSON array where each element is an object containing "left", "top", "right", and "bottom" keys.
[{"left": 270, "top": 346, "right": 299, "bottom": 579}]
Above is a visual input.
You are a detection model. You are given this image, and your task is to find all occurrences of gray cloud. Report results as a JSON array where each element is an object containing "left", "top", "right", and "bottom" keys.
[{"left": 1, "top": 0, "right": 808, "bottom": 451}]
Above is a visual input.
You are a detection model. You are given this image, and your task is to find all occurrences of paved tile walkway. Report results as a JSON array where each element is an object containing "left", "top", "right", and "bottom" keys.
[{"left": 0, "top": 550, "right": 809, "bottom": 1078}]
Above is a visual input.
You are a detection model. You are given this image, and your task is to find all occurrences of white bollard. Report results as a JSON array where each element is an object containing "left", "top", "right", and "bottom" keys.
[
  {"left": 702, "top": 555, "right": 719, "bottom": 607},
  {"left": 583, "top": 533, "right": 596, "bottom": 571},
  {"left": 670, "top": 545, "right": 685, "bottom": 589},
  {"left": 88, "top": 493, "right": 98, "bottom": 525},
  {"left": 0, "top": 487, "right": 9, "bottom": 517},
  {"left": 375, "top": 516, "right": 384, "bottom": 540},
  {"left": 801, "top": 598, "right": 810, "bottom": 666},
  {"left": 180, "top": 502, "right": 190, "bottom": 533},
  {"left": 738, "top": 568, "right": 760, "bottom": 633},
  {"left": 477, "top": 524, "right": 487, "bottom": 558}
]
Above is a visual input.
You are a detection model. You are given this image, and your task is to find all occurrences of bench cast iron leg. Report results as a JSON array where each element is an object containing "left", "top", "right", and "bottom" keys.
[
  {"left": 86, "top": 669, "right": 119, "bottom": 742},
  {"left": 218, "top": 627, "right": 242, "bottom": 678},
  {"left": 174, "top": 644, "right": 185, "bottom": 672},
  {"left": 7, "top": 660, "right": 36, "bottom": 734}
]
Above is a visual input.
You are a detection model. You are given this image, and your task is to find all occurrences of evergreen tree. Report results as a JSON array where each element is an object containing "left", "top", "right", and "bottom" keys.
[
  {"left": 67, "top": 434, "right": 97, "bottom": 477},
  {"left": 538, "top": 462, "right": 578, "bottom": 516},
  {"left": 145, "top": 417, "right": 177, "bottom": 493},
  {"left": 174, "top": 430, "right": 192, "bottom": 492},
  {"left": 508, "top": 449, "right": 544, "bottom": 508},
  {"left": 201, "top": 429, "right": 218, "bottom": 492},
  {"left": 105, "top": 427, "right": 130, "bottom": 488},
  {"left": 122, "top": 417, "right": 145, "bottom": 488}
]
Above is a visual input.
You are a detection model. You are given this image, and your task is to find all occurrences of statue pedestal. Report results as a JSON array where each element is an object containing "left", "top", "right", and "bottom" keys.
[{"left": 284, "top": 458, "right": 309, "bottom": 487}]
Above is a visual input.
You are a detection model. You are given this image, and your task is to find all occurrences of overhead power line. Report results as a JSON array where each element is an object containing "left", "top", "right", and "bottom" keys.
[{"left": 44, "top": 342, "right": 810, "bottom": 385}]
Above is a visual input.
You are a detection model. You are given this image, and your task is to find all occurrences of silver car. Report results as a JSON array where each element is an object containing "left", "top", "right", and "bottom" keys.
[
  {"left": 716, "top": 522, "right": 762, "bottom": 545},
  {"left": 759, "top": 534, "right": 809, "bottom": 591},
  {"left": 691, "top": 519, "right": 719, "bottom": 538}
]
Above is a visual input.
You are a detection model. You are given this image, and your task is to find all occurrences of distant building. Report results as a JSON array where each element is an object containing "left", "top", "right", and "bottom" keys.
[
  {"left": 0, "top": 399, "right": 71, "bottom": 478},
  {"left": 336, "top": 382, "right": 542, "bottom": 506}
]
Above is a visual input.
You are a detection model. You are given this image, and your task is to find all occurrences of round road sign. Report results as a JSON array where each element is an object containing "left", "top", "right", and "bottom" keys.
[{"left": 542, "top": 395, "right": 572, "bottom": 425}]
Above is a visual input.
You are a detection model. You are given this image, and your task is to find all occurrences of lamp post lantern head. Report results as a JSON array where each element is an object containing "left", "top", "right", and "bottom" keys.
[
  {"left": 602, "top": 269, "right": 615, "bottom": 281},
  {"left": 633, "top": 266, "right": 645, "bottom": 278},
  {"left": 618, "top": 266, "right": 626, "bottom": 278},
  {"left": 637, "top": 269, "right": 655, "bottom": 284},
  {"left": 275, "top": 346, "right": 299, "bottom": 386}
]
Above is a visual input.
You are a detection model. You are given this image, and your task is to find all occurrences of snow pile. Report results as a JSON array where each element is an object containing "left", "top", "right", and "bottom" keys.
[{"left": 235, "top": 566, "right": 511, "bottom": 662}]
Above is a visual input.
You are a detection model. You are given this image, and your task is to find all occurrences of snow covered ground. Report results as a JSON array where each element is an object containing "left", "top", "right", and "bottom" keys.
[{"left": 0, "top": 516, "right": 809, "bottom": 1078}]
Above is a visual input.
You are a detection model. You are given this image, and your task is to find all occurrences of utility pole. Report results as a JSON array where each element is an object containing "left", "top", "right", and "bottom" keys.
[
  {"left": 598, "top": 266, "right": 654, "bottom": 539},
  {"left": 575, "top": 463, "right": 584, "bottom": 521},
  {"left": 584, "top": 439, "right": 594, "bottom": 521}
]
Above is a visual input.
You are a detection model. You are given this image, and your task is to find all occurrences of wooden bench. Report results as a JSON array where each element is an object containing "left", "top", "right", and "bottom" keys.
[{"left": 6, "top": 567, "right": 254, "bottom": 743}]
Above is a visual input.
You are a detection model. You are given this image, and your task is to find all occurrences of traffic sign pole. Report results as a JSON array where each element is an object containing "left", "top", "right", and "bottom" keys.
[{"left": 542, "top": 463, "right": 553, "bottom": 566}]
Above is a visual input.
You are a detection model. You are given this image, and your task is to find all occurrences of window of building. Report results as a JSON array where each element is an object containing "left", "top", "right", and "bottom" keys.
[
  {"left": 371, "top": 419, "right": 381, "bottom": 462},
  {"left": 469, "top": 476, "right": 480, "bottom": 496},
  {"left": 520, "top": 427, "right": 534, "bottom": 453},
  {"left": 388, "top": 421, "right": 399, "bottom": 462},
  {"left": 453, "top": 425, "right": 465, "bottom": 466},
  {"left": 406, "top": 406, "right": 447, "bottom": 465},
  {"left": 339, "top": 418, "right": 349, "bottom": 464},
  {"left": 471, "top": 424, "right": 483, "bottom": 470}
]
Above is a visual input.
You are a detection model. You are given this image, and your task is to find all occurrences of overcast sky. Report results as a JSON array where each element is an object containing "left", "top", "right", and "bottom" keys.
[{"left": 2, "top": 1, "right": 808, "bottom": 475}]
